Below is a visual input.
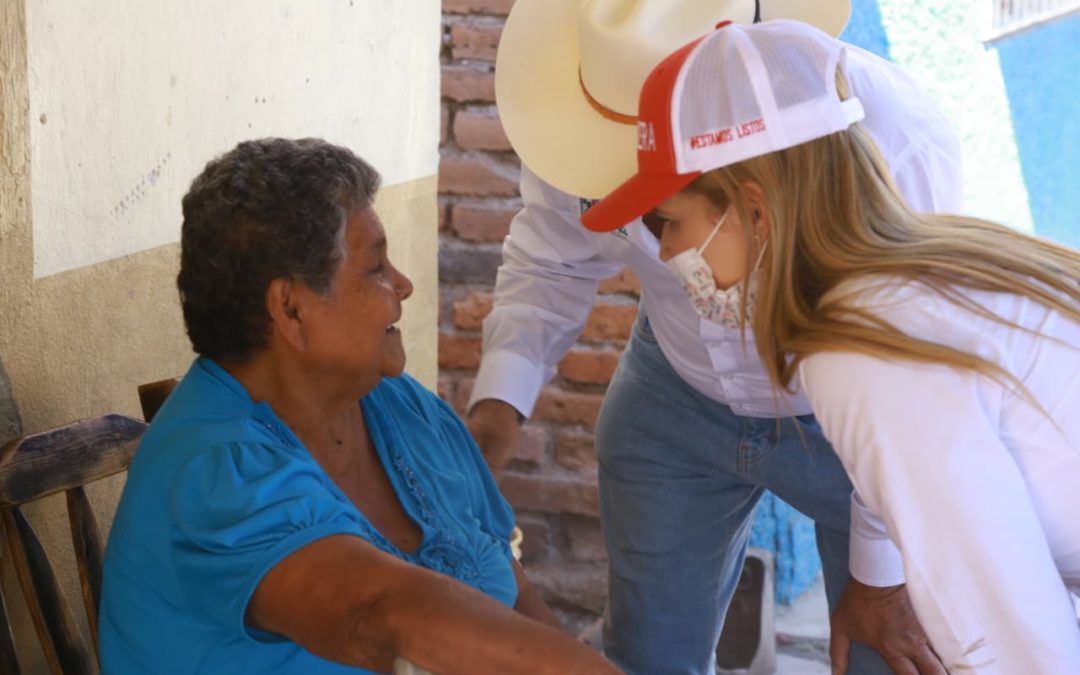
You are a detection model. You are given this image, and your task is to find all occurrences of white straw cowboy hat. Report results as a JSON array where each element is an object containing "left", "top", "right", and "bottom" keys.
[{"left": 495, "top": 0, "right": 851, "bottom": 198}]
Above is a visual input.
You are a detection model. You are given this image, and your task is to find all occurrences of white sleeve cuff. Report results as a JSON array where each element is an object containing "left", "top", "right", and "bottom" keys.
[
  {"left": 849, "top": 492, "right": 907, "bottom": 587},
  {"left": 468, "top": 350, "right": 552, "bottom": 419}
]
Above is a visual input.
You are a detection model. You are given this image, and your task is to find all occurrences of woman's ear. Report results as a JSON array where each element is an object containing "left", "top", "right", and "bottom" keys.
[
  {"left": 739, "top": 181, "right": 771, "bottom": 244},
  {"left": 266, "top": 278, "right": 307, "bottom": 351}
]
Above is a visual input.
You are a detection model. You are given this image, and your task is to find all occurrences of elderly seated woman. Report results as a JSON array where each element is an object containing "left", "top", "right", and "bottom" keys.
[{"left": 100, "top": 138, "right": 619, "bottom": 675}]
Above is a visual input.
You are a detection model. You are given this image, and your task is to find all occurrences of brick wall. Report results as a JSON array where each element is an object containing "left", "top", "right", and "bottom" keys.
[{"left": 437, "top": 0, "right": 641, "bottom": 633}]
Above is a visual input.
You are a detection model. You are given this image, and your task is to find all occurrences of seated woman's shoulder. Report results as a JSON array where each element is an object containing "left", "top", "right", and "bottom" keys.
[{"left": 373, "top": 373, "right": 457, "bottom": 422}]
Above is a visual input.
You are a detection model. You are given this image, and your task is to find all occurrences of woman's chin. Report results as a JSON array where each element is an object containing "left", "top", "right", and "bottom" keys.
[
  {"left": 378, "top": 329, "right": 408, "bottom": 378},
  {"left": 380, "top": 351, "right": 408, "bottom": 379}
]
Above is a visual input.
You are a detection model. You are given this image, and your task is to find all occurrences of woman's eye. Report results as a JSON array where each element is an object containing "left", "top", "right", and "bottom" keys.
[{"left": 642, "top": 212, "right": 672, "bottom": 238}]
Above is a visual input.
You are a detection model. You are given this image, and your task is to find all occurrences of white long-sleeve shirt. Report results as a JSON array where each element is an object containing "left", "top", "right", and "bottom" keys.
[
  {"left": 799, "top": 278, "right": 1080, "bottom": 673},
  {"left": 473, "top": 46, "right": 963, "bottom": 581}
]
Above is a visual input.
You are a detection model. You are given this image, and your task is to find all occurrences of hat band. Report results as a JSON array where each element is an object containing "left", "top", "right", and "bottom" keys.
[{"left": 579, "top": 68, "right": 638, "bottom": 126}]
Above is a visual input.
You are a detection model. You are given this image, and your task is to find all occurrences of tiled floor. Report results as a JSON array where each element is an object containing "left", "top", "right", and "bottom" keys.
[
  {"left": 775, "top": 653, "right": 831, "bottom": 674},
  {"left": 774, "top": 575, "right": 831, "bottom": 674},
  {"left": 776, "top": 575, "right": 830, "bottom": 641}
]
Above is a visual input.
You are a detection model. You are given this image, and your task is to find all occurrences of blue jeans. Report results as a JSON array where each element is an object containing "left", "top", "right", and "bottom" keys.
[{"left": 595, "top": 313, "right": 889, "bottom": 675}]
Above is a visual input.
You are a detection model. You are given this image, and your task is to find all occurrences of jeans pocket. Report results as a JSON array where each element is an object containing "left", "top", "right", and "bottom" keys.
[{"left": 634, "top": 313, "right": 659, "bottom": 345}]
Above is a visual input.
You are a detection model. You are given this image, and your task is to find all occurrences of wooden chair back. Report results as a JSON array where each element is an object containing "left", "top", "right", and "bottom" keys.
[
  {"left": 136, "top": 377, "right": 180, "bottom": 424},
  {"left": 0, "top": 413, "right": 146, "bottom": 675}
]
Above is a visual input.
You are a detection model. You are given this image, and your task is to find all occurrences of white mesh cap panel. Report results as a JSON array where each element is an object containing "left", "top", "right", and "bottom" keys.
[
  {"left": 670, "top": 20, "right": 864, "bottom": 174},
  {"left": 756, "top": 28, "right": 831, "bottom": 109},
  {"left": 676, "top": 33, "right": 760, "bottom": 149}
]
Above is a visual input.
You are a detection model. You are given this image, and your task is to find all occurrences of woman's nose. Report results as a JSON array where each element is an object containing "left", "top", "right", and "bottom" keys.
[
  {"left": 657, "top": 230, "right": 676, "bottom": 262},
  {"left": 393, "top": 264, "right": 414, "bottom": 300}
]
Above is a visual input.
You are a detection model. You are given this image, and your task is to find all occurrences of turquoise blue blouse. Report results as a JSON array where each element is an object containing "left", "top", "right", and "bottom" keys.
[{"left": 100, "top": 357, "right": 517, "bottom": 674}]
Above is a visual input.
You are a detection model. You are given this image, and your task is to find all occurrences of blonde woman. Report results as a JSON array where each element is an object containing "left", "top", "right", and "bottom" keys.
[{"left": 582, "top": 20, "right": 1080, "bottom": 675}]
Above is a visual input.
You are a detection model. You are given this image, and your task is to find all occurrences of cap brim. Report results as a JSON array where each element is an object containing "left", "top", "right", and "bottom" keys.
[{"left": 581, "top": 171, "right": 701, "bottom": 232}]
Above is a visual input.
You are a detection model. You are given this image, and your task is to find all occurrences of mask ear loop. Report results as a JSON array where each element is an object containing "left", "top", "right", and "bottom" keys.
[
  {"left": 697, "top": 205, "right": 733, "bottom": 254},
  {"left": 750, "top": 239, "right": 768, "bottom": 272}
]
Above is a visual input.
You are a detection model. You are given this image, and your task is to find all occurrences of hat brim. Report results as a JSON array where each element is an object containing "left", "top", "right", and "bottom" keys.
[
  {"left": 496, "top": 0, "right": 851, "bottom": 200},
  {"left": 581, "top": 171, "right": 701, "bottom": 233}
]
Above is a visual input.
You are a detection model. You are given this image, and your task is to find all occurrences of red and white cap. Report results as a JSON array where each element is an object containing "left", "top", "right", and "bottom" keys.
[{"left": 581, "top": 20, "right": 865, "bottom": 232}]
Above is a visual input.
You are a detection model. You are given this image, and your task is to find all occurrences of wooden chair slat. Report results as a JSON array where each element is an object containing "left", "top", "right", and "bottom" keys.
[
  {"left": 0, "top": 414, "right": 144, "bottom": 507},
  {"left": 137, "top": 377, "right": 180, "bottom": 423},
  {"left": 2, "top": 507, "right": 95, "bottom": 675},
  {"left": 0, "top": 551, "right": 21, "bottom": 675},
  {"left": 66, "top": 487, "right": 103, "bottom": 661}
]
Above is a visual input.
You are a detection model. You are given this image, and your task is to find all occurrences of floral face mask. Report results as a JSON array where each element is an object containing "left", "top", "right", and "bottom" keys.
[{"left": 665, "top": 206, "right": 767, "bottom": 329}]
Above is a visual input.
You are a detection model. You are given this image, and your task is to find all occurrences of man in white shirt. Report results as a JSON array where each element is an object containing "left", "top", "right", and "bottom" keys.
[{"left": 470, "top": 2, "right": 963, "bottom": 673}]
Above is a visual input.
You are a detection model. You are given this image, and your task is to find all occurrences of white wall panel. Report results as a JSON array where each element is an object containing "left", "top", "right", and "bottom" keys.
[{"left": 28, "top": 0, "right": 440, "bottom": 278}]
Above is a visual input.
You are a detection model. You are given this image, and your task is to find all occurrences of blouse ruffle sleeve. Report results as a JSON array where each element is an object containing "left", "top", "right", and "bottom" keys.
[
  {"left": 168, "top": 438, "right": 366, "bottom": 639},
  {"left": 384, "top": 374, "right": 516, "bottom": 561},
  {"left": 432, "top": 394, "right": 517, "bottom": 560}
]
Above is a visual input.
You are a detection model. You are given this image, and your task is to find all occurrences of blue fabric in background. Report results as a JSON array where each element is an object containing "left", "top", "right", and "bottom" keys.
[
  {"left": 747, "top": 493, "right": 824, "bottom": 605},
  {"left": 748, "top": 0, "right": 894, "bottom": 606}
]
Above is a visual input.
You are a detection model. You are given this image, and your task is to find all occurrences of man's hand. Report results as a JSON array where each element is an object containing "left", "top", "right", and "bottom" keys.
[
  {"left": 466, "top": 399, "right": 522, "bottom": 472},
  {"left": 830, "top": 578, "right": 946, "bottom": 675}
]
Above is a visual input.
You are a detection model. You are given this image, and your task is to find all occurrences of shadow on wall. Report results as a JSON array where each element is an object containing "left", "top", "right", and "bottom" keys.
[
  {"left": 995, "top": 15, "right": 1080, "bottom": 248},
  {"left": 0, "top": 359, "right": 23, "bottom": 444}
]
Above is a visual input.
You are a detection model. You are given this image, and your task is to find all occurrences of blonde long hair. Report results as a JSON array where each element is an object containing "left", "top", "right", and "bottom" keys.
[{"left": 686, "top": 108, "right": 1080, "bottom": 393}]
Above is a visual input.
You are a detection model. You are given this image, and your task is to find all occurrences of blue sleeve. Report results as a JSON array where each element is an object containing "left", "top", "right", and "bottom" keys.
[{"left": 168, "top": 441, "right": 367, "bottom": 638}]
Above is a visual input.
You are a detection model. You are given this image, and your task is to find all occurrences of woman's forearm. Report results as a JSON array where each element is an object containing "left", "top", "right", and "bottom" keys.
[
  {"left": 250, "top": 535, "right": 619, "bottom": 674},
  {"left": 378, "top": 560, "right": 618, "bottom": 675}
]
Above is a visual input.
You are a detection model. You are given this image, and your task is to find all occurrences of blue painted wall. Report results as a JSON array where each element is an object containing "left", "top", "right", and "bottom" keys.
[
  {"left": 840, "top": 0, "right": 891, "bottom": 59},
  {"left": 996, "top": 15, "right": 1080, "bottom": 247}
]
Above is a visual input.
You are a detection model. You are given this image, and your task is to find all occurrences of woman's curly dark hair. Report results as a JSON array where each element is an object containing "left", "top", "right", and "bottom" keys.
[{"left": 178, "top": 138, "right": 380, "bottom": 362}]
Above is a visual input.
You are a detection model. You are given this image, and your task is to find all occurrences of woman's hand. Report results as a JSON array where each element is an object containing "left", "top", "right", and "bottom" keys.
[
  {"left": 512, "top": 560, "right": 564, "bottom": 630},
  {"left": 466, "top": 399, "right": 523, "bottom": 472},
  {"left": 829, "top": 578, "right": 946, "bottom": 675}
]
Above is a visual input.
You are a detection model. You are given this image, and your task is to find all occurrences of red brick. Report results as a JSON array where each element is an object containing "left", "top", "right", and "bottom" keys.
[
  {"left": 516, "top": 515, "right": 552, "bottom": 564},
  {"left": 515, "top": 424, "right": 549, "bottom": 465},
  {"left": 598, "top": 267, "right": 642, "bottom": 296},
  {"left": 554, "top": 429, "right": 598, "bottom": 472},
  {"left": 442, "top": 65, "right": 495, "bottom": 102},
  {"left": 444, "top": 0, "right": 515, "bottom": 15},
  {"left": 533, "top": 388, "right": 605, "bottom": 429},
  {"left": 558, "top": 349, "right": 619, "bottom": 385},
  {"left": 526, "top": 561, "right": 608, "bottom": 614},
  {"left": 437, "top": 373, "right": 455, "bottom": 404},
  {"left": 450, "top": 203, "right": 517, "bottom": 243},
  {"left": 454, "top": 108, "right": 512, "bottom": 151},
  {"left": 558, "top": 516, "right": 608, "bottom": 563},
  {"left": 438, "top": 333, "right": 483, "bottom": 370},
  {"left": 440, "top": 106, "right": 451, "bottom": 146},
  {"left": 439, "top": 155, "right": 519, "bottom": 197},
  {"left": 437, "top": 200, "right": 449, "bottom": 232},
  {"left": 450, "top": 22, "right": 503, "bottom": 62},
  {"left": 498, "top": 472, "right": 599, "bottom": 517},
  {"left": 452, "top": 376, "right": 476, "bottom": 415},
  {"left": 452, "top": 290, "right": 494, "bottom": 331},
  {"left": 581, "top": 303, "right": 637, "bottom": 343}
]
